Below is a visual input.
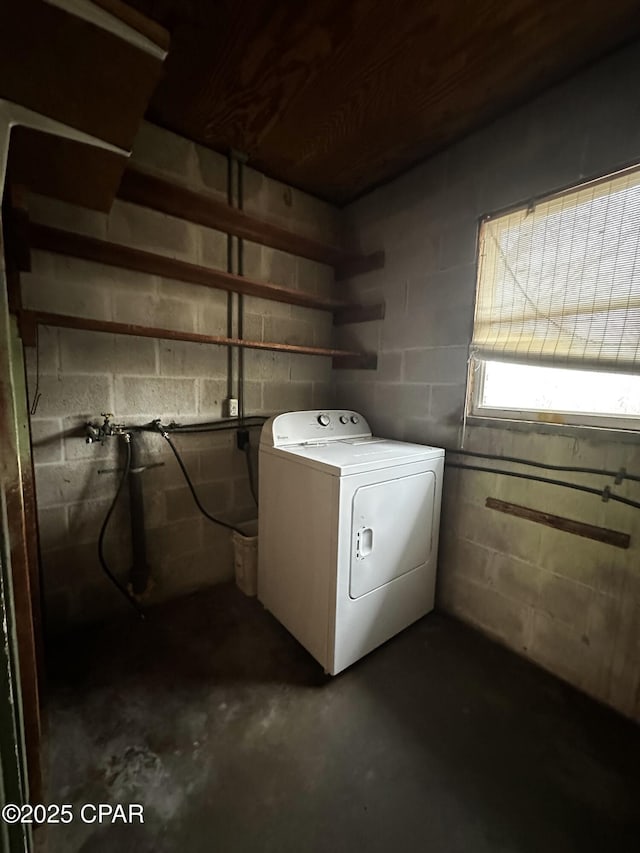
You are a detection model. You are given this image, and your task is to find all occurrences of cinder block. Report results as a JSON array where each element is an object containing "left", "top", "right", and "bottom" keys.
[
  {"left": 241, "top": 313, "right": 263, "bottom": 342},
  {"left": 405, "top": 347, "right": 468, "bottom": 385},
  {"left": 59, "top": 329, "right": 156, "bottom": 375},
  {"left": 263, "top": 316, "right": 315, "bottom": 347},
  {"left": 37, "top": 505, "right": 67, "bottom": 550},
  {"left": 23, "top": 325, "right": 59, "bottom": 378},
  {"left": 259, "top": 175, "right": 341, "bottom": 245},
  {"left": 30, "top": 253, "right": 157, "bottom": 300},
  {"left": 297, "top": 257, "right": 336, "bottom": 299},
  {"left": 261, "top": 247, "right": 298, "bottom": 290},
  {"left": 155, "top": 547, "right": 233, "bottom": 597},
  {"left": 536, "top": 528, "right": 624, "bottom": 594},
  {"left": 67, "top": 497, "right": 129, "bottom": 545},
  {"left": 165, "top": 481, "right": 231, "bottom": 522},
  {"left": 312, "top": 381, "right": 334, "bottom": 409},
  {"left": 375, "top": 382, "right": 429, "bottom": 420},
  {"left": 194, "top": 144, "right": 228, "bottom": 197},
  {"left": 243, "top": 293, "right": 291, "bottom": 318},
  {"left": 387, "top": 230, "right": 440, "bottom": 281},
  {"left": 159, "top": 340, "right": 227, "bottom": 378},
  {"left": 198, "top": 225, "right": 228, "bottom": 270},
  {"left": 240, "top": 242, "right": 263, "bottom": 279},
  {"left": 367, "top": 413, "right": 404, "bottom": 440},
  {"left": 147, "top": 518, "right": 203, "bottom": 564},
  {"left": 465, "top": 424, "right": 515, "bottom": 456},
  {"left": 455, "top": 466, "right": 500, "bottom": 506},
  {"left": 403, "top": 417, "right": 460, "bottom": 449},
  {"left": 537, "top": 572, "right": 593, "bottom": 630},
  {"left": 458, "top": 500, "right": 542, "bottom": 564},
  {"left": 22, "top": 273, "right": 111, "bottom": 322},
  {"left": 110, "top": 291, "right": 196, "bottom": 334},
  {"left": 438, "top": 534, "right": 494, "bottom": 584},
  {"left": 311, "top": 313, "right": 335, "bottom": 349},
  {"left": 146, "top": 446, "right": 200, "bottom": 489},
  {"left": 27, "top": 192, "right": 107, "bottom": 238},
  {"left": 289, "top": 354, "right": 332, "bottom": 382},
  {"left": 585, "top": 592, "right": 620, "bottom": 660},
  {"left": 429, "top": 384, "right": 466, "bottom": 427},
  {"left": 34, "top": 458, "right": 105, "bottom": 507},
  {"left": 231, "top": 476, "right": 256, "bottom": 510},
  {"left": 262, "top": 381, "right": 314, "bottom": 413},
  {"left": 31, "top": 418, "right": 63, "bottom": 464},
  {"left": 131, "top": 122, "right": 199, "bottom": 182},
  {"left": 114, "top": 377, "right": 197, "bottom": 416},
  {"left": 438, "top": 571, "right": 533, "bottom": 651},
  {"left": 333, "top": 382, "right": 374, "bottom": 421},
  {"left": 528, "top": 609, "right": 595, "bottom": 690},
  {"left": 108, "top": 201, "right": 198, "bottom": 262},
  {"left": 31, "top": 373, "right": 113, "bottom": 419},
  {"left": 241, "top": 168, "right": 266, "bottom": 214},
  {"left": 201, "top": 523, "right": 235, "bottom": 570},
  {"left": 580, "top": 51, "right": 640, "bottom": 177},
  {"left": 606, "top": 596, "right": 640, "bottom": 719},
  {"left": 197, "top": 303, "right": 229, "bottom": 338},
  {"left": 243, "top": 381, "right": 263, "bottom": 414},
  {"left": 198, "top": 379, "right": 227, "bottom": 416},
  {"left": 243, "top": 350, "right": 290, "bottom": 382},
  {"left": 199, "top": 447, "right": 236, "bottom": 482},
  {"left": 41, "top": 542, "right": 107, "bottom": 594},
  {"left": 374, "top": 351, "right": 403, "bottom": 382},
  {"left": 438, "top": 217, "right": 479, "bottom": 270},
  {"left": 487, "top": 552, "right": 542, "bottom": 606}
]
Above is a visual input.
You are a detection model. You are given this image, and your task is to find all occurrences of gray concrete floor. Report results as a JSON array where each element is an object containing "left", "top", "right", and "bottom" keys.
[{"left": 44, "top": 583, "right": 640, "bottom": 853}]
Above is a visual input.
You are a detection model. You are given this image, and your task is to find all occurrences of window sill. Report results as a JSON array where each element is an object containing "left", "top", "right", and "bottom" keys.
[{"left": 465, "top": 414, "right": 640, "bottom": 445}]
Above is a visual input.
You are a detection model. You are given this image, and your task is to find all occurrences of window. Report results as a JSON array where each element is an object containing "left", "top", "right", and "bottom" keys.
[{"left": 469, "top": 164, "right": 640, "bottom": 431}]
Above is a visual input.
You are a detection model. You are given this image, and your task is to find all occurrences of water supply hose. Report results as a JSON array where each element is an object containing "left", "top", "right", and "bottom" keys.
[
  {"left": 97, "top": 434, "right": 145, "bottom": 617},
  {"left": 159, "top": 429, "right": 249, "bottom": 536}
]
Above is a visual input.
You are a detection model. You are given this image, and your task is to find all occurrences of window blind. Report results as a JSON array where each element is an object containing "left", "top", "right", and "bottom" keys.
[{"left": 471, "top": 166, "right": 640, "bottom": 372}]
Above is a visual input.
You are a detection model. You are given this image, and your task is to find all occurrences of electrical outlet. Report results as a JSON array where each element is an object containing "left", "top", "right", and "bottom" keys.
[{"left": 227, "top": 398, "right": 239, "bottom": 418}]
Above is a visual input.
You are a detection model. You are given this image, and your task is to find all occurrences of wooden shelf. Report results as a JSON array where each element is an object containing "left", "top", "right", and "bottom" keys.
[
  {"left": 118, "top": 167, "right": 385, "bottom": 279},
  {"left": 18, "top": 310, "right": 378, "bottom": 370},
  {"left": 29, "top": 224, "right": 385, "bottom": 325},
  {"left": 30, "top": 224, "right": 344, "bottom": 313}
]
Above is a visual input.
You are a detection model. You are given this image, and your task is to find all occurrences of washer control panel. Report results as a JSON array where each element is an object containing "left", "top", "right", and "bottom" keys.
[{"left": 262, "top": 410, "right": 372, "bottom": 447}]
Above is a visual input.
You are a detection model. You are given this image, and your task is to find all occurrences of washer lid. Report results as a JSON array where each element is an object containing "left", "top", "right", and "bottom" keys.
[{"left": 269, "top": 437, "right": 444, "bottom": 476}]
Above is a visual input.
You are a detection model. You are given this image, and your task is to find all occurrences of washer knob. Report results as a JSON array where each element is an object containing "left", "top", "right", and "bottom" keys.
[
  {"left": 317, "top": 414, "right": 330, "bottom": 426},
  {"left": 339, "top": 415, "right": 349, "bottom": 424},
  {"left": 351, "top": 415, "right": 359, "bottom": 424}
]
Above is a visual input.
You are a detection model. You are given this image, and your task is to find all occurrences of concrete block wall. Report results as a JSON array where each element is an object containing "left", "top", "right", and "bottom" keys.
[
  {"left": 337, "top": 41, "right": 640, "bottom": 720},
  {"left": 25, "top": 121, "right": 339, "bottom": 632}
]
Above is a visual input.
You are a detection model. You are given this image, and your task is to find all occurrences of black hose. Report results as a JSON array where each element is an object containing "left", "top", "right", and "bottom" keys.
[
  {"left": 244, "top": 441, "right": 258, "bottom": 506},
  {"left": 446, "top": 448, "right": 640, "bottom": 483},
  {"left": 159, "top": 421, "right": 265, "bottom": 435},
  {"left": 138, "top": 416, "right": 267, "bottom": 435},
  {"left": 97, "top": 436, "right": 145, "bottom": 617},
  {"left": 446, "top": 461, "right": 640, "bottom": 510},
  {"left": 161, "top": 432, "right": 249, "bottom": 536}
]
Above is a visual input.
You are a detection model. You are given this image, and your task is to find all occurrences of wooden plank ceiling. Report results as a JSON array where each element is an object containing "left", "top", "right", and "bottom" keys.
[{"left": 128, "top": 0, "right": 640, "bottom": 204}]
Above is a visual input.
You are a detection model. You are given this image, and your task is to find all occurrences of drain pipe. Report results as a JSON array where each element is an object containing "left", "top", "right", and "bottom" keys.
[{"left": 235, "top": 151, "right": 247, "bottom": 422}]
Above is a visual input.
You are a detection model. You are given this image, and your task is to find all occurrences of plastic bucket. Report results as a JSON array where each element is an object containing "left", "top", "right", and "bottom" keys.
[{"left": 232, "top": 519, "right": 259, "bottom": 596}]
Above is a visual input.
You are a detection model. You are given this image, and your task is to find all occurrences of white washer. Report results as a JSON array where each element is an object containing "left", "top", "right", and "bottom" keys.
[{"left": 258, "top": 410, "right": 444, "bottom": 675}]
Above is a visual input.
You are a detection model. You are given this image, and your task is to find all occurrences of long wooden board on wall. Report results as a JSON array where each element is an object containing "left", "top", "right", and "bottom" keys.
[{"left": 486, "top": 498, "right": 630, "bottom": 549}]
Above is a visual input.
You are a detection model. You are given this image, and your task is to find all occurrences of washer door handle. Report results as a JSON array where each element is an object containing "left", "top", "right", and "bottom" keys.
[{"left": 357, "top": 526, "right": 373, "bottom": 559}]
